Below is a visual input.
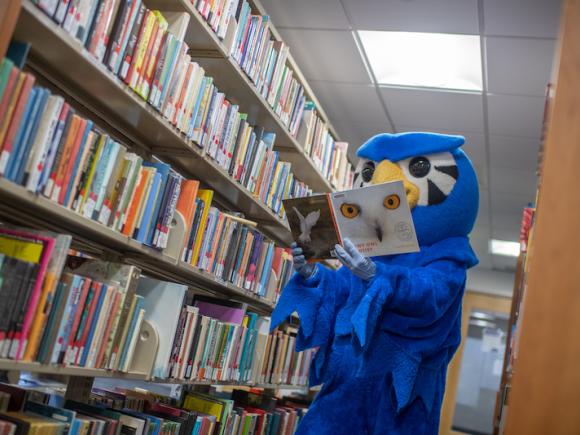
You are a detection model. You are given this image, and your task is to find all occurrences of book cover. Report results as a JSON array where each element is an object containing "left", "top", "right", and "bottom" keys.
[
  {"left": 329, "top": 181, "right": 419, "bottom": 257},
  {"left": 283, "top": 194, "right": 339, "bottom": 260}
]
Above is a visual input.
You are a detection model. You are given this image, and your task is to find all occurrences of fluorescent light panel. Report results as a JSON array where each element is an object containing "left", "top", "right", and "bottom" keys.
[
  {"left": 490, "top": 239, "right": 520, "bottom": 257},
  {"left": 358, "top": 30, "right": 483, "bottom": 91}
]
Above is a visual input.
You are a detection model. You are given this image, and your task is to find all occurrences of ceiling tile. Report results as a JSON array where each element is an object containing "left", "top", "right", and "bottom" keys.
[
  {"left": 489, "top": 134, "right": 541, "bottom": 171},
  {"left": 487, "top": 94, "right": 545, "bottom": 138},
  {"left": 382, "top": 88, "right": 484, "bottom": 133},
  {"left": 490, "top": 166, "right": 538, "bottom": 197},
  {"left": 477, "top": 189, "right": 491, "bottom": 229},
  {"left": 469, "top": 231, "right": 493, "bottom": 269},
  {"left": 342, "top": 0, "right": 479, "bottom": 34},
  {"left": 491, "top": 254, "right": 518, "bottom": 272},
  {"left": 483, "top": 0, "right": 562, "bottom": 38},
  {"left": 310, "top": 81, "right": 391, "bottom": 159},
  {"left": 278, "top": 29, "right": 370, "bottom": 83},
  {"left": 492, "top": 212, "right": 525, "bottom": 241},
  {"left": 491, "top": 191, "right": 534, "bottom": 217},
  {"left": 260, "top": 0, "right": 350, "bottom": 29},
  {"left": 486, "top": 37, "right": 555, "bottom": 97}
]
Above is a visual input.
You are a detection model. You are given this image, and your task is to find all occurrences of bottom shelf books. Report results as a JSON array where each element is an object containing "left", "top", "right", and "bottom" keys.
[
  {"left": 0, "top": 226, "right": 312, "bottom": 388},
  {"left": 0, "top": 380, "right": 310, "bottom": 434}
]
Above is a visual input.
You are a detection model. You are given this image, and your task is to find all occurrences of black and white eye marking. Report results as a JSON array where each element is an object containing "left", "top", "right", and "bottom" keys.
[
  {"left": 353, "top": 159, "right": 375, "bottom": 189},
  {"left": 400, "top": 152, "right": 458, "bottom": 206}
]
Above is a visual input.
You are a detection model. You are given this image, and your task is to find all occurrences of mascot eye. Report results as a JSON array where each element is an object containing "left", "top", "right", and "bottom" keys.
[
  {"left": 409, "top": 156, "right": 431, "bottom": 178},
  {"left": 340, "top": 203, "right": 360, "bottom": 219},
  {"left": 361, "top": 161, "right": 375, "bottom": 183},
  {"left": 383, "top": 194, "right": 400, "bottom": 210}
]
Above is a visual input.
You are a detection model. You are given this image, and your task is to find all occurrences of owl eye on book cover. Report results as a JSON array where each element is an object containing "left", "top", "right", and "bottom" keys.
[{"left": 275, "top": 131, "right": 479, "bottom": 435}]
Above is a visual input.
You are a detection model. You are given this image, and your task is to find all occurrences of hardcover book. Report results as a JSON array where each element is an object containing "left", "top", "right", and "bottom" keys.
[{"left": 283, "top": 181, "right": 419, "bottom": 259}]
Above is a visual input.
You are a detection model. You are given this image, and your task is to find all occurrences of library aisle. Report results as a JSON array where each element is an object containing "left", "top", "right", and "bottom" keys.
[{"left": 0, "top": 0, "right": 578, "bottom": 434}]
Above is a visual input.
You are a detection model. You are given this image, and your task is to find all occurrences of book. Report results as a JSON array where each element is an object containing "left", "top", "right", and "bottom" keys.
[{"left": 284, "top": 181, "right": 419, "bottom": 259}]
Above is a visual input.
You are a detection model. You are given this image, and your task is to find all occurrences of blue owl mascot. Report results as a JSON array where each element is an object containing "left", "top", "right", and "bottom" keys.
[{"left": 271, "top": 132, "right": 479, "bottom": 434}]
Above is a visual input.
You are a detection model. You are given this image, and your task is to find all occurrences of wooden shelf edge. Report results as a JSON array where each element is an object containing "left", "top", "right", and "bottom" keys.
[{"left": 0, "top": 360, "right": 311, "bottom": 390}]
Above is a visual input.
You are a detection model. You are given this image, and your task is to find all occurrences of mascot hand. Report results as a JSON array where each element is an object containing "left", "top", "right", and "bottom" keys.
[
  {"left": 335, "top": 238, "right": 376, "bottom": 281},
  {"left": 291, "top": 243, "right": 316, "bottom": 280}
]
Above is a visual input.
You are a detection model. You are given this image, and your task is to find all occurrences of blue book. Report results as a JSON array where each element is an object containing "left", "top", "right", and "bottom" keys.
[
  {"left": 6, "top": 41, "right": 31, "bottom": 69},
  {"left": 118, "top": 295, "right": 144, "bottom": 370},
  {"left": 231, "top": 226, "right": 249, "bottom": 283},
  {"left": 63, "top": 120, "right": 93, "bottom": 206},
  {"left": 79, "top": 283, "right": 108, "bottom": 367},
  {"left": 155, "top": 37, "right": 180, "bottom": 110},
  {"left": 259, "top": 244, "right": 274, "bottom": 296},
  {"left": 187, "top": 77, "right": 209, "bottom": 139},
  {"left": 13, "top": 88, "right": 50, "bottom": 184},
  {"left": 142, "top": 161, "right": 171, "bottom": 245},
  {"left": 24, "top": 401, "right": 76, "bottom": 432},
  {"left": 135, "top": 169, "right": 162, "bottom": 243},
  {"left": 51, "top": 275, "right": 84, "bottom": 364},
  {"left": 4, "top": 87, "right": 38, "bottom": 180}
]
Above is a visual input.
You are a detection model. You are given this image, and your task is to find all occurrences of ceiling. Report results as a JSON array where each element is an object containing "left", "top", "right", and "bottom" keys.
[{"left": 261, "top": 0, "right": 562, "bottom": 283}]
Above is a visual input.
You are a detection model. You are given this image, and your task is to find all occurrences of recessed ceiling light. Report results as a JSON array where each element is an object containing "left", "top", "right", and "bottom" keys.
[
  {"left": 490, "top": 239, "right": 520, "bottom": 257},
  {"left": 357, "top": 30, "right": 483, "bottom": 91}
]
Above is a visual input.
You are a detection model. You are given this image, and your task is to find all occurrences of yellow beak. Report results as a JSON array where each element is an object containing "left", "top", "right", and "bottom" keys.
[{"left": 370, "top": 160, "right": 420, "bottom": 209}]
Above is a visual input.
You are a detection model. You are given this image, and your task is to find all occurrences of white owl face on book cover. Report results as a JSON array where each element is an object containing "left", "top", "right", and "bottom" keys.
[{"left": 329, "top": 181, "right": 419, "bottom": 257}]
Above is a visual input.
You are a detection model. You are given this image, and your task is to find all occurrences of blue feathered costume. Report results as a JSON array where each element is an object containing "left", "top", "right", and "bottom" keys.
[{"left": 272, "top": 132, "right": 479, "bottom": 435}]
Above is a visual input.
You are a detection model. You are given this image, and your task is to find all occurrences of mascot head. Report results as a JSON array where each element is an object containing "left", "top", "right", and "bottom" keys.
[{"left": 354, "top": 132, "right": 479, "bottom": 247}]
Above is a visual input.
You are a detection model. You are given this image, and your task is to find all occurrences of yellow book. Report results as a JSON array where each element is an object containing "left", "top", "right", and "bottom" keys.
[
  {"left": 182, "top": 394, "right": 224, "bottom": 422},
  {"left": 190, "top": 189, "right": 214, "bottom": 266},
  {"left": 0, "top": 236, "right": 43, "bottom": 262},
  {"left": 137, "top": 11, "right": 168, "bottom": 98},
  {"left": 75, "top": 133, "right": 106, "bottom": 213},
  {"left": 267, "top": 162, "right": 283, "bottom": 207},
  {"left": 130, "top": 11, "right": 156, "bottom": 90}
]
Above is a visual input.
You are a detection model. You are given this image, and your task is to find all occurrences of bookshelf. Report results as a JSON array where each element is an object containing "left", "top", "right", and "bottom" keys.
[
  {"left": 141, "top": 0, "right": 342, "bottom": 192},
  {"left": 494, "top": 1, "right": 580, "bottom": 433},
  {"left": 0, "top": 178, "right": 277, "bottom": 313},
  {"left": 0, "top": 0, "right": 348, "bottom": 405},
  {"left": 13, "top": 1, "right": 294, "bottom": 245}
]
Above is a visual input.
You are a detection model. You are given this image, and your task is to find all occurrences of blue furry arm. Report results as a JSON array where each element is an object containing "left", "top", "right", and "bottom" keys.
[
  {"left": 351, "top": 259, "right": 468, "bottom": 349},
  {"left": 271, "top": 265, "right": 349, "bottom": 351}
]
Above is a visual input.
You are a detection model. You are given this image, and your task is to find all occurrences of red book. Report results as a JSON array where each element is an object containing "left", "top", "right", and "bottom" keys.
[
  {"left": 58, "top": 118, "right": 88, "bottom": 205},
  {"left": 64, "top": 277, "right": 92, "bottom": 365},
  {"left": 73, "top": 282, "right": 103, "bottom": 366},
  {"left": 95, "top": 289, "right": 122, "bottom": 368},
  {"left": 124, "top": 9, "right": 152, "bottom": 86},
  {"left": 50, "top": 114, "right": 81, "bottom": 202},
  {"left": 0, "top": 73, "right": 35, "bottom": 174}
]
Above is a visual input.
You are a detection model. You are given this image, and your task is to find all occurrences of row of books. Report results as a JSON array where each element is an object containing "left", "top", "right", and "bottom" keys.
[
  {"left": 182, "top": 198, "right": 294, "bottom": 302},
  {"left": 0, "top": 226, "right": 310, "bottom": 391},
  {"left": 194, "top": 0, "right": 354, "bottom": 189},
  {"left": 0, "top": 57, "right": 297, "bottom": 302},
  {"left": 166, "top": 295, "right": 314, "bottom": 386},
  {"left": 0, "top": 381, "right": 308, "bottom": 435},
  {"left": 194, "top": 0, "right": 305, "bottom": 138},
  {"left": 297, "top": 103, "right": 354, "bottom": 191},
  {"left": 89, "top": 384, "right": 308, "bottom": 435},
  {"left": 27, "top": 1, "right": 317, "bottom": 213}
]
